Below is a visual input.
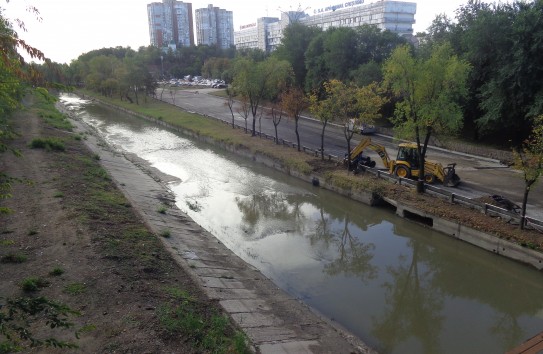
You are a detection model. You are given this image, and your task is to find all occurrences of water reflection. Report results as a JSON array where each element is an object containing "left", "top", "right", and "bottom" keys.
[
  {"left": 62, "top": 93, "right": 543, "bottom": 354},
  {"left": 372, "top": 240, "right": 444, "bottom": 354}
]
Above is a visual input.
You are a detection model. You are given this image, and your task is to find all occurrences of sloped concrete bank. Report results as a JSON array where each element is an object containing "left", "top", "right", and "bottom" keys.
[
  {"left": 62, "top": 99, "right": 374, "bottom": 354},
  {"left": 82, "top": 95, "right": 543, "bottom": 272}
]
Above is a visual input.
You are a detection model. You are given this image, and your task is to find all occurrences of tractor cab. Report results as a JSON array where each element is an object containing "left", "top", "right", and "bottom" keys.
[{"left": 396, "top": 143, "right": 420, "bottom": 169}]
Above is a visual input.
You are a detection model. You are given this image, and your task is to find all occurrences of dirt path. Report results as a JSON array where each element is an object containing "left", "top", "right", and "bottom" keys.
[
  {"left": 1, "top": 97, "right": 371, "bottom": 353},
  {"left": 0, "top": 104, "right": 234, "bottom": 352}
]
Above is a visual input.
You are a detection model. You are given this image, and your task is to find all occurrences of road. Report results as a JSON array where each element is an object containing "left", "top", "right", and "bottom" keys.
[{"left": 155, "top": 87, "right": 543, "bottom": 220}]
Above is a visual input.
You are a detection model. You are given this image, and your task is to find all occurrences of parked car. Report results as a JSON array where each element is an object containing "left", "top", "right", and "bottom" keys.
[{"left": 348, "top": 119, "right": 376, "bottom": 135}]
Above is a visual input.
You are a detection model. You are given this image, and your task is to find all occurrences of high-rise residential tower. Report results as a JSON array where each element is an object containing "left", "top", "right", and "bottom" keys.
[
  {"left": 147, "top": 0, "right": 194, "bottom": 48},
  {"left": 195, "top": 4, "right": 234, "bottom": 49}
]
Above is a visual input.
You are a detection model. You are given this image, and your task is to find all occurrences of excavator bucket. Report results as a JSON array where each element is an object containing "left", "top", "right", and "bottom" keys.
[{"left": 443, "top": 163, "right": 461, "bottom": 187}]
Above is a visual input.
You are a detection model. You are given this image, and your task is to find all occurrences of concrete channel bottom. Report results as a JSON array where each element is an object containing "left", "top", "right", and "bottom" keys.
[{"left": 71, "top": 118, "right": 373, "bottom": 353}]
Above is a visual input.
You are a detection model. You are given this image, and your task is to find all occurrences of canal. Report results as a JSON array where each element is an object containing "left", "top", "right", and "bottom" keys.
[{"left": 61, "top": 94, "right": 543, "bottom": 354}]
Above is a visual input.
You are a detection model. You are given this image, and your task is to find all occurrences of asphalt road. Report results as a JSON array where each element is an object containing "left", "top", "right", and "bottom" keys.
[{"left": 155, "top": 87, "right": 543, "bottom": 220}]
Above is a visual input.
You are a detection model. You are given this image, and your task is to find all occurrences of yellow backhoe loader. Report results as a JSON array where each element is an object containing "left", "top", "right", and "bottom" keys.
[{"left": 345, "top": 137, "right": 461, "bottom": 187}]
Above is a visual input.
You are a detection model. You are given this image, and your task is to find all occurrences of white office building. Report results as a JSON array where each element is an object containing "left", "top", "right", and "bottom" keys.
[{"left": 234, "top": 0, "right": 416, "bottom": 52}]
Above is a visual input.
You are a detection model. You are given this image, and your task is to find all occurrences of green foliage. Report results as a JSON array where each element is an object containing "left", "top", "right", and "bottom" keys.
[
  {"left": 232, "top": 57, "right": 293, "bottom": 134},
  {"left": 21, "top": 277, "right": 49, "bottom": 292},
  {"left": 29, "top": 137, "right": 65, "bottom": 151},
  {"left": 383, "top": 43, "right": 470, "bottom": 180},
  {"left": 63, "top": 283, "right": 86, "bottom": 295},
  {"left": 157, "top": 288, "right": 249, "bottom": 353},
  {"left": 49, "top": 267, "right": 64, "bottom": 276},
  {"left": 0, "top": 254, "right": 27, "bottom": 264},
  {"left": 273, "top": 22, "right": 321, "bottom": 88},
  {"left": 159, "top": 229, "right": 171, "bottom": 238},
  {"left": 0, "top": 296, "right": 79, "bottom": 351},
  {"left": 513, "top": 115, "right": 543, "bottom": 223}
]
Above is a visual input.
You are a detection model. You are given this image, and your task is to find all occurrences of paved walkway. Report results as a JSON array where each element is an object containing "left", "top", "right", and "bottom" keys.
[{"left": 69, "top": 113, "right": 374, "bottom": 353}]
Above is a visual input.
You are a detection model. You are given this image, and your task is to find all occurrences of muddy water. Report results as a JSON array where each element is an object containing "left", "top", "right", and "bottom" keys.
[{"left": 62, "top": 94, "right": 543, "bottom": 354}]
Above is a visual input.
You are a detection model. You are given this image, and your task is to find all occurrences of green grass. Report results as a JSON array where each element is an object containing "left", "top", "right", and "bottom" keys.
[
  {"left": 0, "top": 239, "right": 15, "bottom": 246},
  {"left": 21, "top": 277, "right": 50, "bottom": 292},
  {"left": 157, "top": 205, "right": 168, "bottom": 214},
  {"left": 159, "top": 229, "right": 171, "bottom": 238},
  {"left": 30, "top": 137, "right": 66, "bottom": 151},
  {"left": 63, "top": 283, "right": 86, "bottom": 295},
  {"left": 53, "top": 191, "right": 64, "bottom": 198},
  {"left": 49, "top": 267, "right": 65, "bottom": 276},
  {"left": 1, "top": 253, "right": 27, "bottom": 263},
  {"left": 79, "top": 89, "right": 314, "bottom": 176},
  {"left": 33, "top": 92, "right": 73, "bottom": 131},
  {"left": 157, "top": 287, "right": 249, "bottom": 353}
]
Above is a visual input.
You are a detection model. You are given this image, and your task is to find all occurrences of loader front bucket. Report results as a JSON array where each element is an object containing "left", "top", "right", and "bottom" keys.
[{"left": 443, "top": 163, "right": 461, "bottom": 187}]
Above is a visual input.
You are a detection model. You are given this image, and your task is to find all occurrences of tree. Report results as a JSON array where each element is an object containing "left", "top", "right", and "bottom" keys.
[
  {"left": 513, "top": 115, "right": 543, "bottom": 229},
  {"left": 224, "top": 87, "right": 236, "bottom": 128},
  {"left": 281, "top": 87, "right": 309, "bottom": 151},
  {"left": 232, "top": 57, "right": 292, "bottom": 136},
  {"left": 270, "top": 101, "right": 285, "bottom": 145},
  {"left": 273, "top": 22, "right": 321, "bottom": 88},
  {"left": 383, "top": 43, "right": 470, "bottom": 191},
  {"left": 309, "top": 81, "right": 336, "bottom": 159},
  {"left": 237, "top": 95, "right": 250, "bottom": 133},
  {"left": 323, "top": 27, "right": 359, "bottom": 82},
  {"left": 305, "top": 32, "right": 328, "bottom": 92},
  {"left": 312, "top": 80, "right": 385, "bottom": 168}
]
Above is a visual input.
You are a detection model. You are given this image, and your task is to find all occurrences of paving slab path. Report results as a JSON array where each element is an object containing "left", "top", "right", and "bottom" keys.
[{"left": 68, "top": 110, "right": 374, "bottom": 354}]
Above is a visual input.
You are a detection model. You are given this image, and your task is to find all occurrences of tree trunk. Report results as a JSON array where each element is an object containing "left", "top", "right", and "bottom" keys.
[
  {"left": 520, "top": 183, "right": 532, "bottom": 230},
  {"left": 295, "top": 118, "right": 301, "bottom": 151},
  {"left": 320, "top": 123, "right": 327, "bottom": 160}
]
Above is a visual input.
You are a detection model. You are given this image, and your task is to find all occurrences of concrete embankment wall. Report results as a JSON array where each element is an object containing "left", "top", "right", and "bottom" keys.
[{"left": 85, "top": 96, "right": 543, "bottom": 271}]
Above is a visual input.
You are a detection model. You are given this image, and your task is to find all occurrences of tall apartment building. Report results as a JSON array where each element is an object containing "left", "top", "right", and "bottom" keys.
[
  {"left": 234, "top": 0, "right": 416, "bottom": 52},
  {"left": 147, "top": 0, "right": 194, "bottom": 48},
  {"left": 195, "top": 4, "right": 234, "bottom": 49}
]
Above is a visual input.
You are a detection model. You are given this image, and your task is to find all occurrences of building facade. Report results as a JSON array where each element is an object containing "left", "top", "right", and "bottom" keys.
[
  {"left": 234, "top": 0, "right": 416, "bottom": 52},
  {"left": 147, "top": 0, "right": 194, "bottom": 48},
  {"left": 195, "top": 4, "right": 234, "bottom": 49}
]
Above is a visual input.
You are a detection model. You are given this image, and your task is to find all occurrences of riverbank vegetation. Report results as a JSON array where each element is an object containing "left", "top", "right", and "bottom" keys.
[
  {"left": 1, "top": 92, "right": 250, "bottom": 352},
  {"left": 76, "top": 89, "right": 543, "bottom": 253}
]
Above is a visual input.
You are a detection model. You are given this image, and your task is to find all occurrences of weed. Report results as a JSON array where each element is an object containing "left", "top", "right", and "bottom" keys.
[
  {"left": 92, "top": 153, "right": 100, "bottom": 160},
  {"left": 74, "top": 135, "right": 82, "bottom": 141},
  {"left": 63, "top": 283, "right": 86, "bottom": 295},
  {"left": 53, "top": 191, "right": 64, "bottom": 198},
  {"left": 160, "top": 229, "right": 171, "bottom": 238},
  {"left": 0, "top": 239, "right": 15, "bottom": 246},
  {"left": 0, "top": 296, "right": 80, "bottom": 351},
  {"left": 189, "top": 264, "right": 196, "bottom": 268},
  {"left": 157, "top": 205, "right": 168, "bottom": 214},
  {"left": 28, "top": 228, "right": 38, "bottom": 236},
  {"left": 157, "top": 298, "right": 250, "bottom": 353},
  {"left": 21, "top": 277, "right": 50, "bottom": 292},
  {"left": 49, "top": 267, "right": 64, "bottom": 276},
  {"left": 30, "top": 137, "right": 65, "bottom": 151},
  {"left": 186, "top": 200, "right": 202, "bottom": 212},
  {"left": 1, "top": 253, "right": 27, "bottom": 263}
]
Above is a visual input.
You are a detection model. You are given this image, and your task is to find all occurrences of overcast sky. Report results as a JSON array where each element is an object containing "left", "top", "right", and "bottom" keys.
[{"left": 2, "top": 0, "right": 507, "bottom": 64}]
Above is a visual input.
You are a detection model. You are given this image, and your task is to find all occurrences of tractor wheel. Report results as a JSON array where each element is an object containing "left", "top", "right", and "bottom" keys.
[
  {"left": 394, "top": 165, "right": 410, "bottom": 178},
  {"left": 424, "top": 174, "right": 436, "bottom": 184}
]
